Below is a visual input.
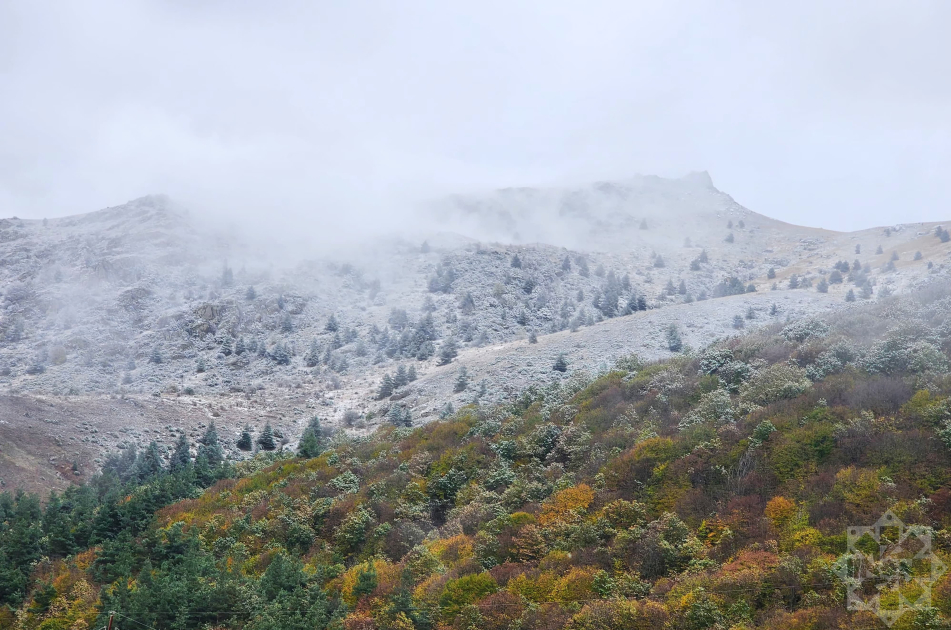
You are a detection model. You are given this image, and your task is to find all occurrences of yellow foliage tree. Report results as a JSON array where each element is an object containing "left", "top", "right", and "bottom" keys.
[{"left": 539, "top": 484, "right": 595, "bottom": 526}]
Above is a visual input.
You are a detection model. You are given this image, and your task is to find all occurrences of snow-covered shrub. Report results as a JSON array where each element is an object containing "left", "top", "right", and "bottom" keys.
[
  {"left": 859, "top": 337, "right": 948, "bottom": 375},
  {"left": 679, "top": 388, "right": 734, "bottom": 430},
  {"left": 697, "top": 348, "right": 752, "bottom": 390},
  {"left": 697, "top": 349, "right": 734, "bottom": 375},
  {"left": 739, "top": 363, "right": 810, "bottom": 408},
  {"left": 329, "top": 470, "right": 360, "bottom": 494},
  {"left": 805, "top": 341, "right": 858, "bottom": 381},
  {"left": 781, "top": 319, "right": 830, "bottom": 343}
]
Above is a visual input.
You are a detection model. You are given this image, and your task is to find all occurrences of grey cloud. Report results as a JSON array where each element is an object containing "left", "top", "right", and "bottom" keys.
[{"left": 1, "top": 0, "right": 949, "bottom": 233}]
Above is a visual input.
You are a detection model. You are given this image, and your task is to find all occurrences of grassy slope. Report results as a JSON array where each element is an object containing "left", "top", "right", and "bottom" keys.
[{"left": 8, "top": 283, "right": 951, "bottom": 630}]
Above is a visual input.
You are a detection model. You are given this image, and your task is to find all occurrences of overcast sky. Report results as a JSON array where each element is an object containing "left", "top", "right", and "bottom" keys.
[{"left": 1, "top": 0, "right": 949, "bottom": 232}]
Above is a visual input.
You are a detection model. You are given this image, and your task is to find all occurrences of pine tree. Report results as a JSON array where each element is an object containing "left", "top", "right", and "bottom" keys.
[
  {"left": 738, "top": 220, "right": 745, "bottom": 228},
  {"left": 678, "top": 280, "right": 687, "bottom": 295},
  {"left": 639, "top": 219, "right": 648, "bottom": 230},
  {"left": 453, "top": 367, "right": 468, "bottom": 393},
  {"left": 325, "top": 314, "right": 339, "bottom": 332},
  {"left": 845, "top": 289, "right": 856, "bottom": 302},
  {"left": 135, "top": 441, "right": 164, "bottom": 482},
  {"left": 876, "top": 245, "right": 884, "bottom": 254},
  {"left": 636, "top": 296, "right": 648, "bottom": 311},
  {"left": 298, "top": 416, "right": 323, "bottom": 458},
  {"left": 221, "top": 265, "right": 234, "bottom": 288},
  {"left": 353, "top": 562, "right": 378, "bottom": 599},
  {"left": 767, "top": 267, "right": 776, "bottom": 279},
  {"left": 257, "top": 423, "right": 276, "bottom": 451},
  {"left": 553, "top": 354, "right": 568, "bottom": 372},
  {"left": 394, "top": 365, "right": 408, "bottom": 388},
  {"left": 788, "top": 275, "right": 799, "bottom": 289},
  {"left": 770, "top": 303, "right": 778, "bottom": 316},
  {"left": 855, "top": 244, "right": 861, "bottom": 254},
  {"left": 198, "top": 422, "right": 223, "bottom": 468},
  {"left": 727, "top": 220, "right": 733, "bottom": 229},
  {"left": 270, "top": 344, "right": 290, "bottom": 365},
  {"left": 237, "top": 426, "right": 253, "bottom": 451},
  {"left": 725, "top": 232, "right": 734, "bottom": 243},
  {"left": 653, "top": 255, "right": 665, "bottom": 268},
  {"left": 746, "top": 306, "right": 756, "bottom": 320},
  {"left": 245, "top": 286, "right": 256, "bottom": 300},
  {"left": 528, "top": 330, "right": 538, "bottom": 344},
  {"left": 665, "top": 279, "right": 676, "bottom": 295},
  {"left": 407, "top": 365, "right": 417, "bottom": 382},
  {"left": 561, "top": 255, "right": 571, "bottom": 272},
  {"left": 169, "top": 434, "right": 191, "bottom": 472},
  {"left": 377, "top": 374, "right": 395, "bottom": 399},
  {"left": 235, "top": 336, "right": 246, "bottom": 355},
  {"left": 732, "top": 315, "right": 745, "bottom": 329},
  {"left": 196, "top": 358, "right": 205, "bottom": 373},
  {"left": 149, "top": 347, "right": 163, "bottom": 364},
  {"left": 438, "top": 337, "right": 458, "bottom": 365},
  {"left": 304, "top": 339, "right": 320, "bottom": 367},
  {"left": 665, "top": 324, "right": 682, "bottom": 352},
  {"left": 817, "top": 278, "right": 829, "bottom": 293},
  {"left": 511, "top": 254, "right": 522, "bottom": 268},
  {"left": 698, "top": 250, "right": 709, "bottom": 263}
]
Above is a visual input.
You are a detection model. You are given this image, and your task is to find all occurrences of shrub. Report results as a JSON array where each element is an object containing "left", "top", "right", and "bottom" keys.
[
  {"left": 439, "top": 573, "right": 497, "bottom": 621},
  {"left": 739, "top": 363, "right": 810, "bottom": 408},
  {"left": 781, "top": 319, "right": 830, "bottom": 343}
]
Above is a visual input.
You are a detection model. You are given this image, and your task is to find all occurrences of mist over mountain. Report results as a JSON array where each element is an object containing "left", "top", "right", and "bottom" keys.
[{"left": 2, "top": 173, "right": 948, "bottom": 496}]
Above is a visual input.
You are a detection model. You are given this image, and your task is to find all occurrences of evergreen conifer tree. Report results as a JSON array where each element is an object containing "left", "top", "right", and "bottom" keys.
[
  {"left": 553, "top": 354, "right": 568, "bottom": 372},
  {"left": 198, "top": 422, "right": 223, "bottom": 468},
  {"left": 297, "top": 416, "right": 323, "bottom": 458},
  {"left": 169, "top": 434, "right": 191, "bottom": 472},
  {"left": 135, "top": 441, "right": 164, "bottom": 482},
  {"left": 237, "top": 426, "right": 253, "bottom": 451},
  {"left": 665, "top": 324, "right": 682, "bottom": 352},
  {"left": 394, "top": 365, "right": 408, "bottom": 388},
  {"left": 407, "top": 365, "right": 417, "bottom": 382},
  {"left": 453, "top": 367, "right": 468, "bottom": 393},
  {"left": 438, "top": 337, "right": 458, "bottom": 365},
  {"left": 377, "top": 374, "right": 395, "bottom": 399},
  {"left": 257, "top": 423, "right": 276, "bottom": 451}
]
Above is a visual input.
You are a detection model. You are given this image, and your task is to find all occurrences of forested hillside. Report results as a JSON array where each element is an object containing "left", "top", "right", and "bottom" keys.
[{"left": 6, "top": 284, "right": 951, "bottom": 629}]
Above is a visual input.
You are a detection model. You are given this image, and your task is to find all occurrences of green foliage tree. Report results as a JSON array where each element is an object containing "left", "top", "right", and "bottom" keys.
[
  {"left": 169, "top": 434, "right": 191, "bottom": 472},
  {"left": 298, "top": 417, "right": 324, "bottom": 459},
  {"left": 237, "top": 425, "right": 253, "bottom": 451},
  {"left": 257, "top": 422, "right": 276, "bottom": 451}
]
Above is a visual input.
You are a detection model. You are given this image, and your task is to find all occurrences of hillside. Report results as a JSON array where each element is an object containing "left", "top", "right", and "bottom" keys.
[
  {"left": 5, "top": 283, "right": 951, "bottom": 629},
  {"left": 2, "top": 175, "right": 951, "bottom": 493}
]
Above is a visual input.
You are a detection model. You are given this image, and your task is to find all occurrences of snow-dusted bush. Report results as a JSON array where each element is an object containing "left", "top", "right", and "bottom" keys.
[
  {"left": 859, "top": 337, "right": 948, "bottom": 375},
  {"left": 805, "top": 341, "right": 858, "bottom": 381},
  {"left": 679, "top": 388, "right": 734, "bottom": 430},
  {"left": 329, "top": 470, "right": 360, "bottom": 494},
  {"left": 781, "top": 319, "right": 830, "bottom": 343},
  {"left": 696, "top": 348, "right": 752, "bottom": 390},
  {"left": 739, "top": 363, "right": 810, "bottom": 408},
  {"left": 698, "top": 348, "right": 734, "bottom": 375}
]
